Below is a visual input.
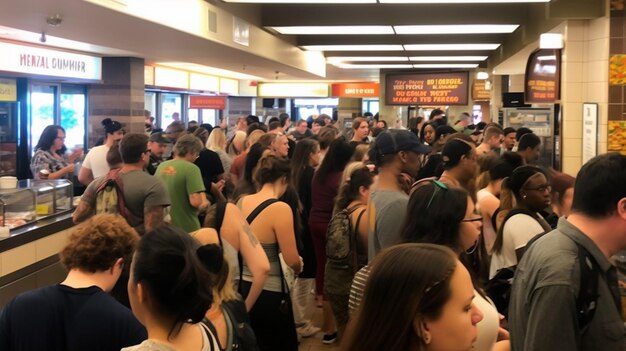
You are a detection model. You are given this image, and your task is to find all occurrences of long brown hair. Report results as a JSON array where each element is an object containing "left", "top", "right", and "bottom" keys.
[{"left": 342, "top": 244, "right": 457, "bottom": 351}]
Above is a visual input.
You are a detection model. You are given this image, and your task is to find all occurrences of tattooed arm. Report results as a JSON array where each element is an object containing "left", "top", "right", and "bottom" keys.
[
  {"left": 222, "top": 203, "right": 270, "bottom": 311},
  {"left": 72, "top": 199, "right": 94, "bottom": 223},
  {"left": 144, "top": 206, "right": 166, "bottom": 234}
]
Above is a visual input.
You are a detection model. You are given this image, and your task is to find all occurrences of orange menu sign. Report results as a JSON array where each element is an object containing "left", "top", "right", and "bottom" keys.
[
  {"left": 385, "top": 72, "right": 469, "bottom": 105},
  {"left": 330, "top": 83, "right": 379, "bottom": 97},
  {"left": 189, "top": 95, "right": 226, "bottom": 109}
]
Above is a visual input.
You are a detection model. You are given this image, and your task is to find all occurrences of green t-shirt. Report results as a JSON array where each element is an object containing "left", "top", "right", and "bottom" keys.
[{"left": 155, "top": 159, "right": 205, "bottom": 232}]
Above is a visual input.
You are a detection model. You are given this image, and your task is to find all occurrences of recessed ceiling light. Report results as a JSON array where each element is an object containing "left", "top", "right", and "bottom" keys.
[
  {"left": 380, "top": 0, "right": 548, "bottom": 3},
  {"left": 394, "top": 24, "right": 518, "bottom": 34},
  {"left": 270, "top": 26, "right": 394, "bottom": 35},
  {"left": 413, "top": 63, "right": 479, "bottom": 68},
  {"left": 404, "top": 44, "right": 500, "bottom": 50},
  {"left": 224, "top": 0, "right": 375, "bottom": 3},
  {"left": 327, "top": 56, "right": 409, "bottom": 62},
  {"left": 409, "top": 56, "right": 488, "bottom": 61},
  {"left": 336, "top": 64, "right": 414, "bottom": 69},
  {"left": 303, "top": 45, "right": 405, "bottom": 51}
]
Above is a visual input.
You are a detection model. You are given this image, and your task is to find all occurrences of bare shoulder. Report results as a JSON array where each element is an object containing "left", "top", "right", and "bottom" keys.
[{"left": 191, "top": 227, "right": 219, "bottom": 245}]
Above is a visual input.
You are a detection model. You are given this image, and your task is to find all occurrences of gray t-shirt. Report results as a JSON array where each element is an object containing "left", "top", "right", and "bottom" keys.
[
  {"left": 367, "top": 190, "right": 409, "bottom": 261},
  {"left": 83, "top": 169, "right": 170, "bottom": 233},
  {"left": 509, "top": 218, "right": 626, "bottom": 351}
]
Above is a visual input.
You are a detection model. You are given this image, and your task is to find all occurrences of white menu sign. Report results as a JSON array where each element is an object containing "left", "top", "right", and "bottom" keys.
[
  {"left": 0, "top": 41, "right": 101, "bottom": 80},
  {"left": 582, "top": 103, "right": 598, "bottom": 164}
]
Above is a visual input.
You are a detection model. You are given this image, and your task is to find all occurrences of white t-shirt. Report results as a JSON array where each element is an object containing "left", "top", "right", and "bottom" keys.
[
  {"left": 473, "top": 290, "right": 499, "bottom": 351},
  {"left": 82, "top": 145, "right": 110, "bottom": 178},
  {"left": 489, "top": 213, "right": 544, "bottom": 279}
]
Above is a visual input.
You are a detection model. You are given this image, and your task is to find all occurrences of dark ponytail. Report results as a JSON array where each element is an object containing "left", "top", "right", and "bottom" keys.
[
  {"left": 335, "top": 165, "right": 374, "bottom": 210},
  {"left": 132, "top": 225, "right": 214, "bottom": 339}
]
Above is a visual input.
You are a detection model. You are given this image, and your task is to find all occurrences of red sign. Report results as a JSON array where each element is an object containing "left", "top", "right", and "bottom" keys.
[
  {"left": 330, "top": 83, "right": 379, "bottom": 97},
  {"left": 385, "top": 72, "right": 469, "bottom": 105},
  {"left": 524, "top": 48, "right": 561, "bottom": 103},
  {"left": 189, "top": 95, "right": 226, "bottom": 109}
]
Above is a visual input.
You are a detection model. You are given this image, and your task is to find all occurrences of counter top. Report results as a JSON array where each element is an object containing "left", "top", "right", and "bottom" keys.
[{"left": 0, "top": 211, "right": 73, "bottom": 253}]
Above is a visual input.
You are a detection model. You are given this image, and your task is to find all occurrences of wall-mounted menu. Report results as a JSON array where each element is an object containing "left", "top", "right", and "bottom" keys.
[
  {"left": 524, "top": 48, "right": 561, "bottom": 103},
  {"left": 385, "top": 72, "right": 469, "bottom": 105}
]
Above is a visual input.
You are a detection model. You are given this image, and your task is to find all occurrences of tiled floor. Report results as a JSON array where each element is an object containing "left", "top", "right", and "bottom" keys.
[
  {"left": 298, "top": 307, "right": 340, "bottom": 351},
  {"left": 298, "top": 297, "right": 340, "bottom": 351}
]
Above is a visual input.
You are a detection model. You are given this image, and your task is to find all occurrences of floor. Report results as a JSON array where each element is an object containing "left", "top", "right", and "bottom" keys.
[{"left": 297, "top": 297, "right": 340, "bottom": 351}]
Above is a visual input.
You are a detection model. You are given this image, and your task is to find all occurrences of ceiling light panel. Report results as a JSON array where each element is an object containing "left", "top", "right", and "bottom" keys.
[
  {"left": 337, "top": 64, "right": 414, "bottom": 69},
  {"left": 404, "top": 44, "right": 500, "bottom": 51},
  {"left": 271, "top": 26, "right": 394, "bottom": 35},
  {"left": 413, "top": 64, "right": 479, "bottom": 68},
  {"left": 224, "top": 0, "right": 375, "bottom": 3},
  {"left": 394, "top": 24, "right": 518, "bottom": 34},
  {"left": 302, "top": 45, "right": 405, "bottom": 51},
  {"left": 409, "top": 56, "right": 488, "bottom": 61},
  {"left": 380, "top": 0, "right": 548, "bottom": 3},
  {"left": 327, "top": 56, "right": 409, "bottom": 62}
]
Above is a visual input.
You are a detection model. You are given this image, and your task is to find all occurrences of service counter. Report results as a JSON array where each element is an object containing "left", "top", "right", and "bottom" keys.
[{"left": 0, "top": 179, "right": 76, "bottom": 307}]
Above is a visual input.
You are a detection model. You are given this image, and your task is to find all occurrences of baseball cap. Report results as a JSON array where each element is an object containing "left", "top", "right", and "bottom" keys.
[
  {"left": 442, "top": 139, "right": 474, "bottom": 167},
  {"left": 149, "top": 132, "right": 171, "bottom": 144},
  {"left": 375, "top": 130, "right": 431, "bottom": 155}
]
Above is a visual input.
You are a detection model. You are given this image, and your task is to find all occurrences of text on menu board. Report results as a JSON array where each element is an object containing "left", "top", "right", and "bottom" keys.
[
  {"left": 386, "top": 72, "right": 468, "bottom": 105},
  {"left": 524, "top": 48, "right": 560, "bottom": 103}
]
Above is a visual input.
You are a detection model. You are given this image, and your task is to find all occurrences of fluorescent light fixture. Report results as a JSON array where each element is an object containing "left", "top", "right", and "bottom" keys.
[
  {"left": 539, "top": 33, "right": 563, "bottom": 49},
  {"left": 409, "top": 56, "right": 488, "bottom": 61},
  {"left": 395, "top": 24, "right": 518, "bottom": 34},
  {"left": 537, "top": 55, "right": 557, "bottom": 61},
  {"left": 271, "top": 26, "right": 394, "bottom": 35},
  {"left": 476, "top": 71, "right": 490, "bottom": 79},
  {"left": 404, "top": 44, "right": 500, "bottom": 51},
  {"left": 157, "top": 62, "right": 264, "bottom": 80},
  {"left": 412, "top": 64, "right": 479, "bottom": 68},
  {"left": 224, "top": 0, "right": 375, "bottom": 2},
  {"left": 327, "top": 56, "right": 409, "bottom": 63},
  {"left": 380, "top": 0, "right": 548, "bottom": 3},
  {"left": 302, "top": 45, "right": 405, "bottom": 51},
  {"left": 336, "top": 64, "right": 414, "bottom": 69}
]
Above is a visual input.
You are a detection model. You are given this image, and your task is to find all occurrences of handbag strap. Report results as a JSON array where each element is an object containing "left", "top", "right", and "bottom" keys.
[
  {"left": 351, "top": 208, "right": 366, "bottom": 274},
  {"left": 214, "top": 201, "right": 227, "bottom": 247}
]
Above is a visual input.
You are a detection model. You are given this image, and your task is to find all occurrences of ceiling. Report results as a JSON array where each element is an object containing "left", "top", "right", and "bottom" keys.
[{"left": 0, "top": 0, "right": 605, "bottom": 82}]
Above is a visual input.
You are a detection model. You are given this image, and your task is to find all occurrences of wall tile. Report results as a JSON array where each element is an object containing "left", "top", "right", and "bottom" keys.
[
  {"left": 566, "top": 20, "right": 585, "bottom": 41},
  {"left": 588, "top": 16, "right": 610, "bottom": 41},
  {"left": 609, "top": 85, "right": 623, "bottom": 103},
  {"left": 564, "top": 41, "right": 584, "bottom": 63},
  {"left": 587, "top": 38, "right": 610, "bottom": 62},
  {"left": 609, "top": 103, "right": 622, "bottom": 120},
  {"left": 610, "top": 16, "right": 625, "bottom": 38},
  {"left": 599, "top": 123, "right": 608, "bottom": 142},
  {"left": 610, "top": 37, "right": 624, "bottom": 54},
  {"left": 563, "top": 156, "right": 583, "bottom": 176},
  {"left": 563, "top": 138, "right": 583, "bottom": 157},
  {"left": 564, "top": 102, "right": 583, "bottom": 121},
  {"left": 563, "top": 119, "right": 583, "bottom": 139},
  {"left": 585, "top": 60, "right": 609, "bottom": 83},
  {"left": 585, "top": 82, "right": 609, "bottom": 103},
  {"left": 564, "top": 62, "right": 584, "bottom": 83},
  {"left": 562, "top": 82, "right": 583, "bottom": 103}
]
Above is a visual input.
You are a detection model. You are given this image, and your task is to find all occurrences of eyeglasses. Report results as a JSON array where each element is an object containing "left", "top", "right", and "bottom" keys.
[
  {"left": 525, "top": 185, "right": 552, "bottom": 193},
  {"left": 426, "top": 180, "right": 448, "bottom": 209},
  {"left": 461, "top": 216, "right": 482, "bottom": 223}
]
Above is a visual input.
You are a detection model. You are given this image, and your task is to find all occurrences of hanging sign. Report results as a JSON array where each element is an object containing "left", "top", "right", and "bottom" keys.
[
  {"left": 331, "top": 83, "right": 379, "bottom": 97},
  {"left": 385, "top": 72, "right": 469, "bottom": 105},
  {"left": 190, "top": 95, "right": 226, "bottom": 109},
  {"left": 524, "top": 48, "right": 561, "bottom": 103}
]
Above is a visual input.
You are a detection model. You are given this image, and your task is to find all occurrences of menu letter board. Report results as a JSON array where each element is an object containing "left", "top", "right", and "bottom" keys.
[
  {"left": 385, "top": 72, "right": 468, "bottom": 106},
  {"left": 525, "top": 48, "right": 561, "bottom": 103},
  {"left": 472, "top": 80, "right": 491, "bottom": 101}
]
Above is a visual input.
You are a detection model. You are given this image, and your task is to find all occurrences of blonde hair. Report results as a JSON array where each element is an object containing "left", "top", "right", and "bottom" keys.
[
  {"left": 245, "top": 129, "right": 265, "bottom": 150},
  {"left": 207, "top": 128, "right": 227, "bottom": 151},
  {"left": 340, "top": 162, "right": 366, "bottom": 188}
]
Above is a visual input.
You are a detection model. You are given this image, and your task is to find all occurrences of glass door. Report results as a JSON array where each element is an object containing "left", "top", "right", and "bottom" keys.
[
  {"left": 60, "top": 85, "right": 86, "bottom": 150},
  {"left": 30, "top": 84, "right": 57, "bottom": 154},
  {"left": 160, "top": 93, "right": 182, "bottom": 128},
  {"left": 0, "top": 102, "right": 18, "bottom": 175}
]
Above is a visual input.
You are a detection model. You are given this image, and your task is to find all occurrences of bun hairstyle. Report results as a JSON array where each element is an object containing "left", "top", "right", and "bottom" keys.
[
  {"left": 131, "top": 225, "right": 214, "bottom": 338},
  {"left": 254, "top": 154, "right": 291, "bottom": 186},
  {"left": 102, "top": 118, "right": 123, "bottom": 135}
]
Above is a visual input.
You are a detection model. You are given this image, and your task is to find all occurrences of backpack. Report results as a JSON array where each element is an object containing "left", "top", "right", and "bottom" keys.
[
  {"left": 94, "top": 169, "right": 140, "bottom": 227},
  {"left": 486, "top": 212, "right": 599, "bottom": 331}
]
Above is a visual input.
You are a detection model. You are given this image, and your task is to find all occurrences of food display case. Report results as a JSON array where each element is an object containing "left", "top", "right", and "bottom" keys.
[
  {"left": 18, "top": 179, "right": 73, "bottom": 217},
  {"left": 0, "top": 187, "right": 36, "bottom": 229}
]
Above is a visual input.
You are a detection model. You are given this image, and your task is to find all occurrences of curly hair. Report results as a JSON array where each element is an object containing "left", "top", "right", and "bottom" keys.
[{"left": 60, "top": 214, "right": 139, "bottom": 272}]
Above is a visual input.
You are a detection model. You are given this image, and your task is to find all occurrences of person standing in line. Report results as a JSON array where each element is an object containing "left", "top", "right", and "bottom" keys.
[
  {"left": 509, "top": 153, "right": 626, "bottom": 350},
  {"left": 366, "top": 130, "right": 431, "bottom": 262},
  {"left": 73, "top": 133, "right": 170, "bottom": 236},
  {"left": 156, "top": 134, "right": 209, "bottom": 233},
  {"left": 516, "top": 133, "right": 542, "bottom": 165},
  {"left": 0, "top": 214, "right": 146, "bottom": 351},
  {"left": 146, "top": 132, "right": 171, "bottom": 176},
  {"left": 349, "top": 117, "right": 370, "bottom": 148},
  {"left": 79, "top": 118, "right": 124, "bottom": 185},
  {"left": 501, "top": 127, "right": 517, "bottom": 152},
  {"left": 290, "top": 120, "right": 313, "bottom": 141},
  {"left": 31, "top": 125, "right": 83, "bottom": 180},
  {"left": 476, "top": 126, "right": 504, "bottom": 156}
]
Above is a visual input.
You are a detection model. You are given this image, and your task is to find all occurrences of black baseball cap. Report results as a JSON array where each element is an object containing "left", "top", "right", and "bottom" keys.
[
  {"left": 375, "top": 130, "right": 431, "bottom": 155},
  {"left": 149, "top": 132, "right": 171, "bottom": 144}
]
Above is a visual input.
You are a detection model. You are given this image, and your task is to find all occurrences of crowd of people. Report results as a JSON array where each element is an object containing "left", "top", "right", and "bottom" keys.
[{"left": 2, "top": 109, "right": 625, "bottom": 351}]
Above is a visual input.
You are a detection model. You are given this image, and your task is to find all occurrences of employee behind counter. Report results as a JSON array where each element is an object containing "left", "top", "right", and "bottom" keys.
[{"left": 30, "top": 125, "right": 83, "bottom": 180}]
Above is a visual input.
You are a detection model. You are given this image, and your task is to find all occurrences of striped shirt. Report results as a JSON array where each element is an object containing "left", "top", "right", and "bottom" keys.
[{"left": 348, "top": 265, "right": 371, "bottom": 315}]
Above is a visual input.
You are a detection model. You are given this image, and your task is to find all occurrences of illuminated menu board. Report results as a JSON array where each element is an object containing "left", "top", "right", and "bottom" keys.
[
  {"left": 524, "top": 48, "right": 561, "bottom": 103},
  {"left": 385, "top": 72, "right": 469, "bottom": 105}
]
